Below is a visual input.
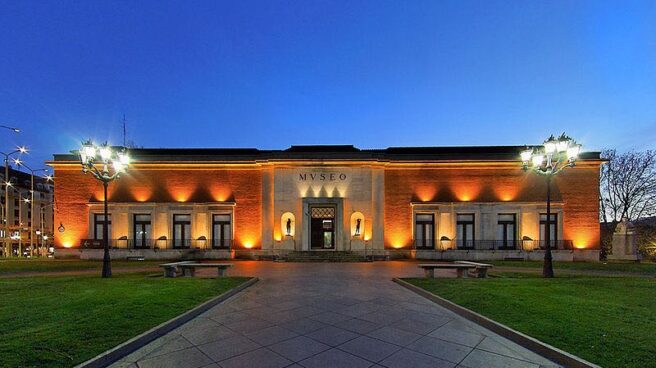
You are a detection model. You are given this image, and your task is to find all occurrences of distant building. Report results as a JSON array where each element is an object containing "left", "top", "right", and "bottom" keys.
[
  {"left": 0, "top": 166, "right": 54, "bottom": 256},
  {"left": 50, "top": 145, "right": 602, "bottom": 261}
]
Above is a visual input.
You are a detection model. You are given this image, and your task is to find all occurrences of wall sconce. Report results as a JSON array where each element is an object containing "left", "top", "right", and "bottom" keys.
[
  {"left": 440, "top": 236, "right": 451, "bottom": 250},
  {"left": 156, "top": 236, "right": 167, "bottom": 250},
  {"left": 58, "top": 222, "right": 65, "bottom": 233},
  {"left": 197, "top": 236, "right": 207, "bottom": 249}
]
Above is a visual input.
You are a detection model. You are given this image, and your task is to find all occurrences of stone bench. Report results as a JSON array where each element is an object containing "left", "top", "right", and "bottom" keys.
[
  {"left": 454, "top": 261, "right": 494, "bottom": 278},
  {"left": 418, "top": 263, "right": 481, "bottom": 279},
  {"left": 159, "top": 261, "right": 196, "bottom": 278},
  {"left": 179, "top": 263, "right": 234, "bottom": 277}
]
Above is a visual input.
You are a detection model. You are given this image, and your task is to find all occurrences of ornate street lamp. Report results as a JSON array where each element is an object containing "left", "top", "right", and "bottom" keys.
[
  {"left": 521, "top": 133, "right": 581, "bottom": 278},
  {"left": 76, "top": 140, "right": 130, "bottom": 278}
]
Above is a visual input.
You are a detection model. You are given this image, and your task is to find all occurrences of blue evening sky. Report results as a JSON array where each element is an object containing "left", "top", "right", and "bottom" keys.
[{"left": 1, "top": 0, "right": 655, "bottom": 168}]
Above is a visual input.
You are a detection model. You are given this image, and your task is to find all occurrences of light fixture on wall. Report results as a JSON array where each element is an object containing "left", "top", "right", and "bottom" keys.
[
  {"left": 58, "top": 222, "right": 65, "bottom": 233},
  {"left": 197, "top": 236, "right": 207, "bottom": 249},
  {"left": 156, "top": 236, "right": 167, "bottom": 250},
  {"left": 440, "top": 236, "right": 451, "bottom": 250}
]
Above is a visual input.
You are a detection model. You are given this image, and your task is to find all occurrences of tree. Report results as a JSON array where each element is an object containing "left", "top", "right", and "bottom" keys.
[{"left": 600, "top": 149, "right": 656, "bottom": 223}]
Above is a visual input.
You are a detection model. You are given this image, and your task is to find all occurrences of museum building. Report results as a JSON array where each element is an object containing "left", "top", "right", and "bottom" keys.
[{"left": 50, "top": 145, "right": 603, "bottom": 261}]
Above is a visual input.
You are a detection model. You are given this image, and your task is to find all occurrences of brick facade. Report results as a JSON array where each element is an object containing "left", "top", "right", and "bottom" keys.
[
  {"left": 54, "top": 167, "right": 262, "bottom": 249},
  {"left": 384, "top": 164, "right": 601, "bottom": 249},
  {"left": 50, "top": 146, "right": 602, "bottom": 252}
]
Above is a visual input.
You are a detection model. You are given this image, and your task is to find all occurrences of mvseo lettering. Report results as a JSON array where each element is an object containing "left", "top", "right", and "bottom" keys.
[{"left": 298, "top": 173, "right": 348, "bottom": 181}]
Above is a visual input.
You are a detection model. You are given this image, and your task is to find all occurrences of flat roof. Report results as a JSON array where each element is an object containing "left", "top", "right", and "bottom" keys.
[{"left": 51, "top": 145, "right": 602, "bottom": 163}]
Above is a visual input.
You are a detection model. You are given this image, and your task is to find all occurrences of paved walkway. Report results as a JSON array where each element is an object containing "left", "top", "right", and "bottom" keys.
[{"left": 111, "top": 261, "right": 560, "bottom": 368}]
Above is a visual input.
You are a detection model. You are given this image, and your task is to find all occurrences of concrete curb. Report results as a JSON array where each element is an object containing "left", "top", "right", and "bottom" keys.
[
  {"left": 75, "top": 277, "right": 259, "bottom": 368},
  {"left": 393, "top": 278, "right": 601, "bottom": 368}
]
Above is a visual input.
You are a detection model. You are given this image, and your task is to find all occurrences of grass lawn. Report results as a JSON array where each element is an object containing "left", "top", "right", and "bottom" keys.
[
  {"left": 405, "top": 273, "right": 656, "bottom": 368},
  {"left": 0, "top": 273, "right": 250, "bottom": 368},
  {"left": 488, "top": 260, "right": 656, "bottom": 275},
  {"left": 0, "top": 259, "right": 164, "bottom": 275}
]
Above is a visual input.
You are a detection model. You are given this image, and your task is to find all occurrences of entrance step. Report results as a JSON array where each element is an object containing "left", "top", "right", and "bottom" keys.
[{"left": 283, "top": 251, "right": 370, "bottom": 263}]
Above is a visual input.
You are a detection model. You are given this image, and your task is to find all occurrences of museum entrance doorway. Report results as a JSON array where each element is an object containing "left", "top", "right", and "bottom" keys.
[{"left": 310, "top": 206, "right": 336, "bottom": 249}]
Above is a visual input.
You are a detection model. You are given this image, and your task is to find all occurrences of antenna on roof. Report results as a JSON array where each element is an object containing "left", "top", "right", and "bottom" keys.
[{"left": 122, "top": 114, "right": 127, "bottom": 147}]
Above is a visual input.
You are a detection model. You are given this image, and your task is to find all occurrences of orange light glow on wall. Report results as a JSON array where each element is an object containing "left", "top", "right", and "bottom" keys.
[
  {"left": 56, "top": 231, "right": 83, "bottom": 249},
  {"left": 415, "top": 185, "right": 437, "bottom": 202},
  {"left": 494, "top": 188, "right": 517, "bottom": 202},
  {"left": 211, "top": 188, "right": 232, "bottom": 202},
  {"left": 387, "top": 231, "right": 409, "bottom": 249},
  {"left": 242, "top": 241, "right": 254, "bottom": 249},
  {"left": 132, "top": 189, "right": 153, "bottom": 202},
  {"left": 168, "top": 183, "right": 196, "bottom": 203},
  {"left": 572, "top": 236, "right": 591, "bottom": 249},
  {"left": 94, "top": 190, "right": 106, "bottom": 202},
  {"left": 453, "top": 184, "right": 481, "bottom": 202}
]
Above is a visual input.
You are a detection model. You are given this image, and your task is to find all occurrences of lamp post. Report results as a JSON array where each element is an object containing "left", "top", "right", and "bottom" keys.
[
  {"left": 521, "top": 134, "right": 581, "bottom": 278},
  {"left": 13, "top": 159, "right": 50, "bottom": 257},
  {"left": 0, "top": 125, "right": 20, "bottom": 133},
  {"left": 76, "top": 141, "right": 130, "bottom": 278},
  {"left": 37, "top": 200, "right": 55, "bottom": 257},
  {"left": 7, "top": 184, "right": 28, "bottom": 257},
  {"left": 1, "top": 147, "right": 27, "bottom": 257}
]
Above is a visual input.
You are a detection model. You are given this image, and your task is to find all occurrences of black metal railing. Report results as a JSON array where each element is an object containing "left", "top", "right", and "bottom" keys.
[
  {"left": 534, "top": 240, "right": 574, "bottom": 250},
  {"left": 456, "top": 240, "right": 476, "bottom": 250},
  {"left": 80, "top": 238, "right": 233, "bottom": 250},
  {"left": 413, "top": 239, "right": 436, "bottom": 249},
  {"left": 467, "top": 240, "right": 525, "bottom": 250},
  {"left": 413, "top": 239, "right": 574, "bottom": 251},
  {"left": 211, "top": 238, "right": 233, "bottom": 249}
]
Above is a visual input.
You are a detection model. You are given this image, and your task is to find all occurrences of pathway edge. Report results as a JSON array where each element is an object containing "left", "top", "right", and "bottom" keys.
[
  {"left": 393, "top": 278, "right": 601, "bottom": 368},
  {"left": 75, "top": 277, "right": 259, "bottom": 368}
]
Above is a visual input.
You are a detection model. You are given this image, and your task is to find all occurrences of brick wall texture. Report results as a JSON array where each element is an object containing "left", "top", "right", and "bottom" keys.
[
  {"left": 54, "top": 163, "right": 600, "bottom": 249},
  {"left": 54, "top": 168, "right": 262, "bottom": 248},
  {"left": 384, "top": 165, "right": 601, "bottom": 249}
]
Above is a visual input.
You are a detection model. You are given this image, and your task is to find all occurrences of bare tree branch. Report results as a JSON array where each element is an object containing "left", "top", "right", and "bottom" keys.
[{"left": 600, "top": 149, "right": 656, "bottom": 223}]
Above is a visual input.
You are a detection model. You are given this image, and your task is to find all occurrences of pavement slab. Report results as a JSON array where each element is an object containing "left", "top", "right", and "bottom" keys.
[{"left": 108, "top": 261, "right": 561, "bottom": 368}]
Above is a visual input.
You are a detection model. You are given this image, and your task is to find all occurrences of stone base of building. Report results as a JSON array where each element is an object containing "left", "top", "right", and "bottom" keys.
[
  {"left": 414, "top": 249, "right": 600, "bottom": 262},
  {"left": 55, "top": 248, "right": 600, "bottom": 262},
  {"left": 55, "top": 248, "right": 233, "bottom": 261}
]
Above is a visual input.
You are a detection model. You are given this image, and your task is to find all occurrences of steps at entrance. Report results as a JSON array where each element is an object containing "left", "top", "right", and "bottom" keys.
[{"left": 283, "top": 251, "right": 369, "bottom": 262}]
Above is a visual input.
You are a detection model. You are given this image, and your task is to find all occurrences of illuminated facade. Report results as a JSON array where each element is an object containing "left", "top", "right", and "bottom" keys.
[
  {"left": 50, "top": 145, "right": 603, "bottom": 261},
  {"left": 0, "top": 167, "right": 54, "bottom": 256}
]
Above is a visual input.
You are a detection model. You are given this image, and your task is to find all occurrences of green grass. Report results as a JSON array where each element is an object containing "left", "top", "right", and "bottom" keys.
[
  {"left": 488, "top": 260, "right": 656, "bottom": 275},
  {"left": 0, "top": 259, "right": 163, "bottom": 275},
  {"left": 405, "top": 274, "right": 656, "bottom": 368},
  {"left": 0, "top": 273, "right": 250, "bottom": 368}
]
